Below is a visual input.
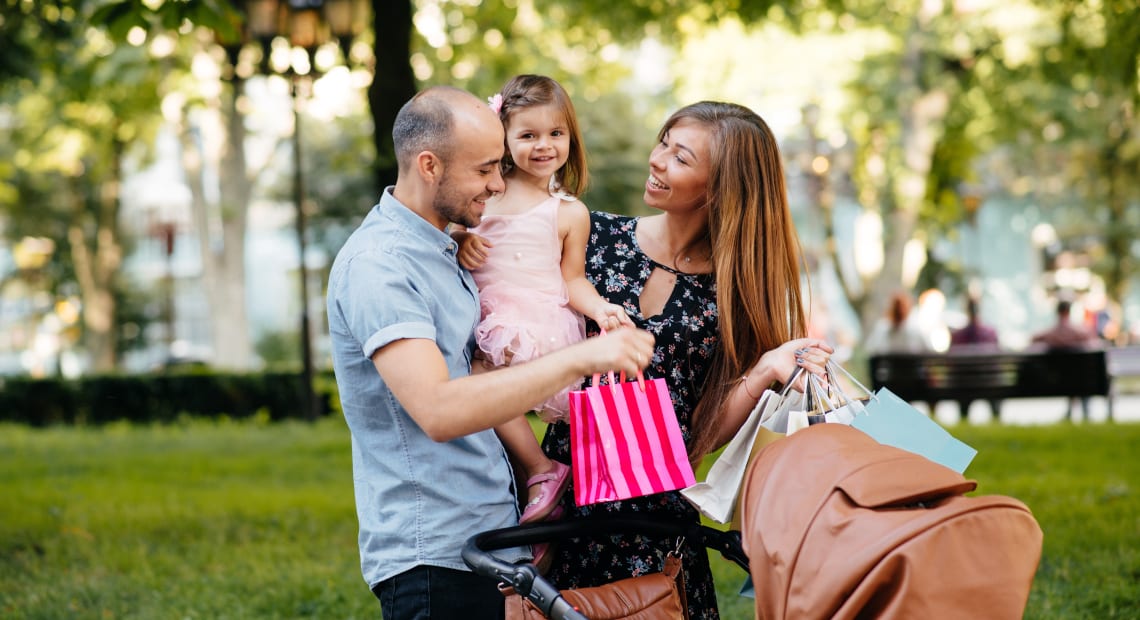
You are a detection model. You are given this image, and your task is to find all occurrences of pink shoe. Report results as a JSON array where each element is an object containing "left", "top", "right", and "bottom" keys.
[{"left": 520, "top": 461, "right": 571, "bottom": 524}]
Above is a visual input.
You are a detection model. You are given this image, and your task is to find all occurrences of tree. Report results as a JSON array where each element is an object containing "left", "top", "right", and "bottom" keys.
[
  {"left": 173, "top": 57, "right": 261, "bottom": 370},
  {"left": 0, "top": 0, "right": 168, "bottom": 372},
  {"left": 370, "top": 0, "right": 415, "bottom": 190},
  {"left": 1035, "top": 0, "right": 1140, "bottom": 314},
  {"left": 90, "top": 0, "right": 278, "bottom": 370}
]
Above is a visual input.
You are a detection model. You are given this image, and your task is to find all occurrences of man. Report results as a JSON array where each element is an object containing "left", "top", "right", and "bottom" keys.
[
  {"left": 326, "top": 86, "right": 653, "bottom": 619},
  {"left": 1031, "top": 299, "right": 1101, "bottom": 420},
  {"left": 949, "top": 296, "right": 1002, "bottom": 419},
  {"left": 950, "top": 297, "right": 999, "bottom": 348},
  {"left": 1031, "top": 300, "right": 1099, "bottom": 349}
]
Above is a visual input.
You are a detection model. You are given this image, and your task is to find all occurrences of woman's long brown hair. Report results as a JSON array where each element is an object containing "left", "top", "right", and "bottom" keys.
[{"left": 664, "top": 102, "right": 808, "bottom": 462}]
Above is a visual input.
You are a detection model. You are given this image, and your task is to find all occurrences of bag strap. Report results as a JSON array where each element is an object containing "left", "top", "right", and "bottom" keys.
[{"left": 664, "top": 538, "right": 689, "bottom": 615}]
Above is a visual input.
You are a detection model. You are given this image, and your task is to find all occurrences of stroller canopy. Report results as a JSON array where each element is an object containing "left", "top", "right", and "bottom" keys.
[{"left": 739, "top": 424, "right": 1042, "bottom": 620}]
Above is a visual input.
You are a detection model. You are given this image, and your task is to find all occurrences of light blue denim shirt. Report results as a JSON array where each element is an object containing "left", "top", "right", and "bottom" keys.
[{"left": 326, "top": 188, "right": 526, "bottom": 588}]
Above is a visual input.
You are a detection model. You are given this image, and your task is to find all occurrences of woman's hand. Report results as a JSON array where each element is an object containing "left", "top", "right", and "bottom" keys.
[{"left": 742, "top": 338, "right": 834, "bottom": 397}]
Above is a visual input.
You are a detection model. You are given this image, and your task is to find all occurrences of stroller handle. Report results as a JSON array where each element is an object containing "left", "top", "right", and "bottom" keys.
[
  {"left": 461, "top": 535, "right": 587, "bottom": 620},
  {"left": 463, "top": 516, "right": 750, "bottom": 620}
]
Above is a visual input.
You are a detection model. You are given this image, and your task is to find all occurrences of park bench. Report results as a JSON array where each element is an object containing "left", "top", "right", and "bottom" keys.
[
  {"left": 868, "top": 348, "right": 1112, "bottom": 422},
  {"left": 1107, "top": 346, "right": 1140, "bottom": 415}
]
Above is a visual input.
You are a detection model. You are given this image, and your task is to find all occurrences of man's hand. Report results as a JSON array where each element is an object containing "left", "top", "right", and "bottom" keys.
[{"left": 573, "top": 326, "right": 655, "bottom": 377}]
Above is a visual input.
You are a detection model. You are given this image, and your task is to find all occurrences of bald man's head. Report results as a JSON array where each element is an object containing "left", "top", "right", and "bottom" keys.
[
  {"left": 389, "top": 86, "right": 506, "bottom": 230},
  {"left": 392, "top": 86, "right": 501, "bottom": 172}
]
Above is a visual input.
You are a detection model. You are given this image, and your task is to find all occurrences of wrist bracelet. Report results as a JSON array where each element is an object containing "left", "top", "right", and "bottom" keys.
[{"left": 741, "top": 375, "right": 761, "bottom": 401}]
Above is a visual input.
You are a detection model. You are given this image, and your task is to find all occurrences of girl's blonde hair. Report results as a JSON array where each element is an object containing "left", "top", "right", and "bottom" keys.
[
  {"left": 662, "top": 101, "right": 808, "bottom": 462},
  {"left": 494, "top": 75, "right": 588, "bottom": 196}
]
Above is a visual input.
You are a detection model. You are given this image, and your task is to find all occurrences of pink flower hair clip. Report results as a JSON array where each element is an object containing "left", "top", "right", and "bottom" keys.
[{"left": 487, "top": 93, "right": 503, "bottom": 115}]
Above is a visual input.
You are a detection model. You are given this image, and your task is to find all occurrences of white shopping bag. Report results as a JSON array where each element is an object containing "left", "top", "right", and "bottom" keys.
[{"left": 682, "top": 389, "right": 787, "bottom": 522}]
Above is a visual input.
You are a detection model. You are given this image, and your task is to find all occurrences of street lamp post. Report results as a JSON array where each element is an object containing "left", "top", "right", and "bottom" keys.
[
  {"left": 223, "top": 0, "right": 365, "bottom": 419},
  {"left": 290, "top": 79, "right": 317, "bottom": 421}
]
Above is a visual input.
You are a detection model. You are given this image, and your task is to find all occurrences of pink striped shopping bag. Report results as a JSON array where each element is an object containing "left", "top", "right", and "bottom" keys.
[{"left": 568, "top": 371, "right": 696, "bottom": 506}]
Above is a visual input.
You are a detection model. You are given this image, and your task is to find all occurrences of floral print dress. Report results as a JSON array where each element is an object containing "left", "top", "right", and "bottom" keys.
[{"left": 540, "top": 211, "right": 721, "bottom": 619}]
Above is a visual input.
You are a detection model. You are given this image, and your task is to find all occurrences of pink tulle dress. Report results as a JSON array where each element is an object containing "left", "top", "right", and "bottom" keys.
[{"left": 469, "top": 194, "right": 586, "bottom": 422}]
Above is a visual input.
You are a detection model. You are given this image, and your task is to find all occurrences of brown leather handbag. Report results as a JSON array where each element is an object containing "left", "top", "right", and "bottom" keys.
[
  {"left": 740, "top": 423, "right": 1043, "bottom": 620},
  {"left": 503, "top": 552, "right": 688, "bottom": 620}
]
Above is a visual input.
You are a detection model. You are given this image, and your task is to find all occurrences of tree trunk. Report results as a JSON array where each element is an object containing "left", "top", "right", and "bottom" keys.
[
  {"left": 179, "top": 78, "right": 254, "bottom": 371},
  {"left": 69, "top": 138, "right": 124, "bottom": 373},
  {"left": 864, "top": 17, "right": 948, "bottom": 334},
  {"left": 369, "top": 0, "right": 417, "bottom": 193},
  {"left": 211, "top": 77, "right": 254, "bottom": 369},
  {"left": 1102, "top": 134, "right": 1134, "bottom": 322}
]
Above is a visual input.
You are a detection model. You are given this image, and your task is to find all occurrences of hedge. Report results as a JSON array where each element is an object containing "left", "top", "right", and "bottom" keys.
[{"left": 0, "top": 370, "right": 340, "bottom": 426}]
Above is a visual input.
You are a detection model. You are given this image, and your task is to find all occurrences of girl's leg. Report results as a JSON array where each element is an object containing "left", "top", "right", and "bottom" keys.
[
  {"left": 477, "top": 351, "right": 570, "bottom": 522},
  {"left": 477, "top": 351, "right": 553, "bottom": 480},
  {"left": 495, "top": 415, "right": 553, "bottom": 484},
  {"left": 494, "top": 415, "right": 570, "bottom": 523}
]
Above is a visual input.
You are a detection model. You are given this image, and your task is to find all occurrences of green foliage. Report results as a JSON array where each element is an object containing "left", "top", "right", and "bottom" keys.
[
  {"left": 1027, "top": 1, "right": 1140, "bottom": 304},
  {"left": 390, "top": 1, "right": 671, "bottom": 220},
  {"left": 279, "top": 105, "right": 379, "bottom": 255},
  {"left": 577, "top": 92, "right": 658, "bottom": 216},
  {"left": 3, "top": 0, "right": 1139, "bottom": 373},
  {"left": 0, "top": 0, "right": 83, "bottom": 83},
  {"left": 0, "top": 371, "right": 336, "bottom": 426},
  {"left": 90, "top": 0, "right": 240, "bottom": 42},
  {"left": 254, "top": 329, "right": 302, "bottom": 370}
]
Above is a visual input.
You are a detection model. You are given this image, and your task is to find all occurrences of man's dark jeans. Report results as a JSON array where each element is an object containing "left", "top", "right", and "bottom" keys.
[{"left": 373, "top": 565, "right": 505, "bottom": 620}]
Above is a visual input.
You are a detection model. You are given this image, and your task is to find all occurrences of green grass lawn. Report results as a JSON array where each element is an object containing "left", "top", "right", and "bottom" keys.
[{"left": 1, "top": 416, "right": 1137, "bottom": 619}]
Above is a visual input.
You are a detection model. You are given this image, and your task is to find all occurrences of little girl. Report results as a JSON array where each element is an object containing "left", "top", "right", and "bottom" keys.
[{"left": 454, "top": 75, "right": 631, "bottom": 531}]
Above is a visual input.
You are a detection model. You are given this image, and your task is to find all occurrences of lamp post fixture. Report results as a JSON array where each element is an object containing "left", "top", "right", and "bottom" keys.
[
  {"left": 145, "top": 192, "right": 184, "bottom": 362},
  {"left": 221, "top": 0, "right": 366, "bottom": 419},
  {"left": 154, "top": 220, "right": 177, "bottom": 352}
]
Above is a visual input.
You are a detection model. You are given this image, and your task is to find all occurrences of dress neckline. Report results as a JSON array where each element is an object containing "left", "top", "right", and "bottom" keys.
[
  {"left": 630, "top": 216, "right": 710, "bottom": 277},
  {"left": 482, "top": 194, "right": 560, "bottom": 219}
]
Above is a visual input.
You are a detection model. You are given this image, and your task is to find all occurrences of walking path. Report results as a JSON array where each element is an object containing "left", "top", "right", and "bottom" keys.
[{"left": 922, "top": 392, "right": 1140, "bottom": 425}]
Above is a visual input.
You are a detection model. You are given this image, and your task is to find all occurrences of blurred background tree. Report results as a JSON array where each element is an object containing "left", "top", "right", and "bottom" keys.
[{"left": 0, "top": 0, "right": 171, "bottom": 372}]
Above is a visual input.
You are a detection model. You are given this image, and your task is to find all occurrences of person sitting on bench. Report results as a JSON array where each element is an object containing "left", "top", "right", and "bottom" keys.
[{"left": 1030, "top": 299, "right": 1101, "bottom": 420}]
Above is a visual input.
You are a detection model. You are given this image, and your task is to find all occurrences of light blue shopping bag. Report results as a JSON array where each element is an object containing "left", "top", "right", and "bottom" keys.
[{"left": 851, "top": 387, "right": 977, "bottom": 474}]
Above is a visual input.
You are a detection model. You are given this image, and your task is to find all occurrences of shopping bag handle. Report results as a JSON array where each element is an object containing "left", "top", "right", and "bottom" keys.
[
  {"left": 777, "top": 366, "right": 806, "bottom": 399},
  {"left": 589, "top": 369, "right": 647, "bottom": 393},
  {"left": 825, "top": 359, "right": 877, "bottom": 403},
  {"left": 592, "top": 328, "right": 647, "bottom": 392}
]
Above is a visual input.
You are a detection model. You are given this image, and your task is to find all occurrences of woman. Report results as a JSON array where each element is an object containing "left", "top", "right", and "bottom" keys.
[
  {"left": 540, "top": 101, "right": 833, "bottom": 619},
  {"left": 865, "top": 290, "right": 931, "bottom": 354}
]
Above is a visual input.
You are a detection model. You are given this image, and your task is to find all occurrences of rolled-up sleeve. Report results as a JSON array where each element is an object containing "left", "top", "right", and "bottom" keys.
[{"left": 336, "top": 248, "right": 438, "bottom": 358}]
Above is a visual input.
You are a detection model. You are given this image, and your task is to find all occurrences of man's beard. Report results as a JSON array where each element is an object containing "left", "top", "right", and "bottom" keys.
[{"left": 434, "top": 173, "right": 482, "bottom": 228}]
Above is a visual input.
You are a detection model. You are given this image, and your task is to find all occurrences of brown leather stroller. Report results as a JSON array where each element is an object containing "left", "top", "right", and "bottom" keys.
[
  {"left": 465, "top": 423, "right": 1042, "bottom": 619},
  {"left": 739, "top": 423, "right": 1043, "bottom": 619}
]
